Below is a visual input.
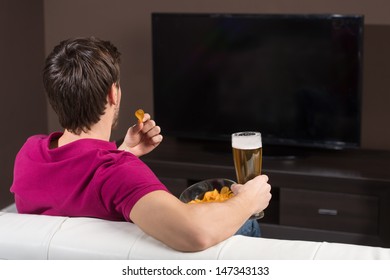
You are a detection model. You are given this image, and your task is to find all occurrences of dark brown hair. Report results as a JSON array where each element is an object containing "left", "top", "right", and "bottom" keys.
[{"left": 43, "top": 37, "right": 121, "bottom": 134}]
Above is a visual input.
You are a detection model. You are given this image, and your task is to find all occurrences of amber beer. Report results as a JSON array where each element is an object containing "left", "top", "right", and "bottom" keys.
[
  {"left": 232, "top": 147, "right": 262, "bottom": 184},
  {"left": 232, "top": 131, "right": 264, "bottom": 219}
]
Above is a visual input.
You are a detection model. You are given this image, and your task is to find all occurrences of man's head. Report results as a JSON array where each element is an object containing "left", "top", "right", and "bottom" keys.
[{"left": 43, "top": 37, "right": 121, "bottom": 135}]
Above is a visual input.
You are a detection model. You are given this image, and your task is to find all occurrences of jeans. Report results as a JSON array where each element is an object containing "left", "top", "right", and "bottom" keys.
[{"left": 235, "top": 219, "right": 261, "bottom": 237}]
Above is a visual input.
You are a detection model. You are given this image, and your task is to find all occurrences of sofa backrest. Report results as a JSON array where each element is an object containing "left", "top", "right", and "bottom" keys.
[{"left": 1, "top": 212, "right": 389, "bottom": 260}]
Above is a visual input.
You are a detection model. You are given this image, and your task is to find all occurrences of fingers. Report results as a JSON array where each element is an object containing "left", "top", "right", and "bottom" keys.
[
  {"left": 142, "top": 119, "right": 161, "bottom": 137},
  {"left": 149, "top": 131, "right": 163, "bottom": 146},
  {"left": 252, "top": 174, "right": 269, "bottom": 183},
  {"left": 141, "top": 119, "right": 157, "bottom": 134},
  {"left": 256, "top": 175, "right": 271, "bottom": 196},
  {"left": 231, "top": 175, "right": 270, "bottom": 194},
  {"left": 131, "top": 113, "right": 156, "bottom": 134},
  {"left": 230, "top": 174, "right": 272, "bottom": 216},
  {"left": 129, "top": 122, "right": 143, "bottom": 136},
  {"left": 141, "top": 112, "right": 151, "bottom": 123},
  {"left": 230, "top": 183, "right": 240, "bottom": 194},
  {"left": 137, "top": 113, "right": 163, "bottom": 145}
]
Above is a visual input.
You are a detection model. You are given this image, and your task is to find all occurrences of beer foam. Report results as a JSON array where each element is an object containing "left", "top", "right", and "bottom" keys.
[{"left": 232, "top": 132, "right": 262, "bottom": 149}]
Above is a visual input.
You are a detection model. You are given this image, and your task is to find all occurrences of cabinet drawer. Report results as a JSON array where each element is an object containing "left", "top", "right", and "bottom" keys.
[{"left": 280, "top": 188, "right": 379, "bottom": 234}]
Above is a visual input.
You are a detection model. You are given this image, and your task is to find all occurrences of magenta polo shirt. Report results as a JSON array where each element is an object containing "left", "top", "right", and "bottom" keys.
[{"left": 10, "top": 132, "right": 169, "bottom": 222}]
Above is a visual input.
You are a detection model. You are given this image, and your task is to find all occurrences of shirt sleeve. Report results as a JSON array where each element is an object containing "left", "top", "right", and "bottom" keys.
[{"left": 96, "top": 152, "right": 170, "bottom": 222}]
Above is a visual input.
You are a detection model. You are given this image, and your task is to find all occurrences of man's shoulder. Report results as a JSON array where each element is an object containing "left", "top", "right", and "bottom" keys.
[
  {"left": 18, "top": 134, "right": 49, "bottom": 151},
  {"left": 24, "top": 133, "right": 59, "bottom": 146},
  {"left": 26, "top": 134, "right": 50, "bottom": 141}
]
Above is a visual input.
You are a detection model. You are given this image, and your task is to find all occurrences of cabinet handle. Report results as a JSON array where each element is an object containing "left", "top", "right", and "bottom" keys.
[{"left": 318, "top": 208, "right": 338, "bottom": 216}]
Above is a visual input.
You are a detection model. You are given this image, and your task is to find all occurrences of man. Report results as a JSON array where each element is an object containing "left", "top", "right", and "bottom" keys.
[{"left": 11, "top": 37, "right": 271, "bottom": 252}]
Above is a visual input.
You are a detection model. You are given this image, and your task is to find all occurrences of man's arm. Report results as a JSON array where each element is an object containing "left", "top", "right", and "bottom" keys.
[{"left": 130, "top": 175, "right": 271, "bottom": 252}]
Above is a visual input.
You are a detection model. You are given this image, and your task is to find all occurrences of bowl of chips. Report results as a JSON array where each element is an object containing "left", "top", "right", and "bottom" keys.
[{"left": 179, "top": 178, "right": 236, "bottom": 204}]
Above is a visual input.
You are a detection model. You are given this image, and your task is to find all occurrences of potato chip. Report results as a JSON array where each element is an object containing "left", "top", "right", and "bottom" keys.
[
  {"left": 135, "top": 109, "right": 144, "bottom": 123},
  {"left": 188, "top": 186, "right": 234, "bottom": 204}
]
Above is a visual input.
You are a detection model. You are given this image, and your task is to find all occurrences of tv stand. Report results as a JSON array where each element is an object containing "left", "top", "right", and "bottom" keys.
[
  {"left": 177, "top": 137, "right": 232, "bottom": 155},
  {"left": 142, "top": 136, "right": 390, "bottom": 248}
]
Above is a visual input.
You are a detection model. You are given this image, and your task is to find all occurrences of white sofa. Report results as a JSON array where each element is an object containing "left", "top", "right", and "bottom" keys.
[{"left": 1, "top": 205, "right": 389, "bottom": 260}]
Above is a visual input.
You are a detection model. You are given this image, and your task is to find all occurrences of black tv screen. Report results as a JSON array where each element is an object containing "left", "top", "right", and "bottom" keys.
[{"left": 152, "top": 13, "right": 364, "bottom": 150}]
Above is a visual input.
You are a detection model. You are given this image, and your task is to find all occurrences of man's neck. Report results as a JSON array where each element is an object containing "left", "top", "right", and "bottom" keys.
[{"left": 58, "top": 125, "right": 111, "bottom": 148}]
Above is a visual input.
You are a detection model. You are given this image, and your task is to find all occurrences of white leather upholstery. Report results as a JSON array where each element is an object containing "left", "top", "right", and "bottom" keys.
[
  {"left": 315, "top": 241, "right": 390, "bottom": 260},
  {"left": 1, "top": 211, "right": 389, "bottom": 260},
  {"left": 0, "top": 213, "right": 67, "bottom": 259}
]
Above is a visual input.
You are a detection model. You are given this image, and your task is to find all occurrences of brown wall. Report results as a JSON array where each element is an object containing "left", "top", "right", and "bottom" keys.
[
  {"left": 2, "top": 0, "right": 390, "bottom": 209},
  {"left": 0, "top": 0, "right": 46, "bottom": 208},
  {"left": 362, "top": 24, "right": 390, "bottom": 149}
]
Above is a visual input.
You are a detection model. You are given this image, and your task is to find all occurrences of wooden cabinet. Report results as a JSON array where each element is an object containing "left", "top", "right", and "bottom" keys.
[
  {"left": 143, "top": 137, "right": 390, "bottom": 248},
  {"left": 280, "top": 188, "right": 379, "bottom": 234}
]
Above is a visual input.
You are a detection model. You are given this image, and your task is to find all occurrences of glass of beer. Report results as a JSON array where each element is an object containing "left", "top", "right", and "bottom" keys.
[{"left": 232, "top": 131, "right": 264, "bottom": 219}]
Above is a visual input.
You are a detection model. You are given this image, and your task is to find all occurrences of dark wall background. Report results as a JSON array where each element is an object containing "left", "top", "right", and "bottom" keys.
[
  {"left": 0, "top": 0, "right": 46, "bottom": 209},
  {"left": 1, "top": 0, "right": 390, "bottom": 209}
]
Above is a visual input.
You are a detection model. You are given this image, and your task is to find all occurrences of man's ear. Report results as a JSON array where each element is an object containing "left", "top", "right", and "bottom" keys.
[{"left": 108, "top": 83, "right": 119, "bottom": 106}]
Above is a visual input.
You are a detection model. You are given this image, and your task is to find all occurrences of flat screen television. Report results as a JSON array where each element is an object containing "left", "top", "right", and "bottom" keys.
[{"left": 152, "top": 13, "right": 364, "bottom": 152}]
